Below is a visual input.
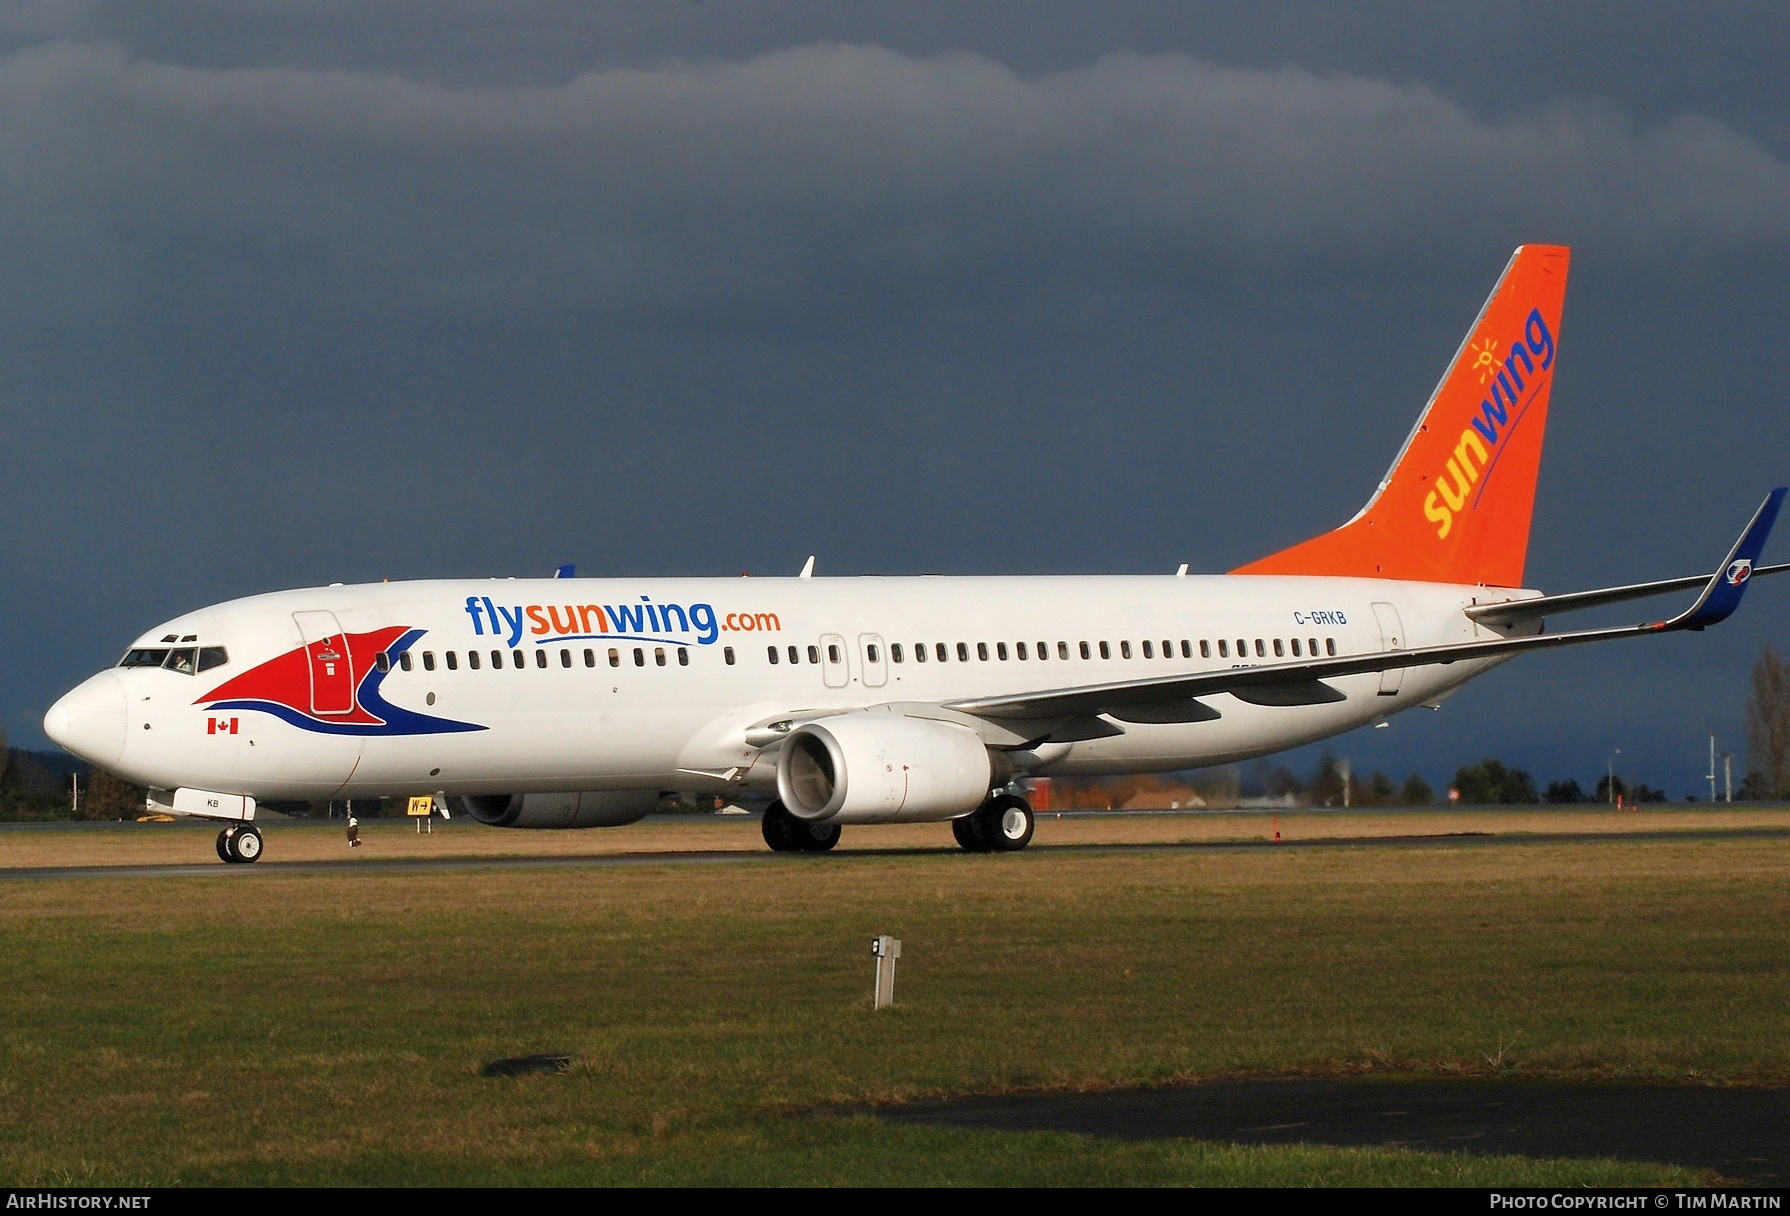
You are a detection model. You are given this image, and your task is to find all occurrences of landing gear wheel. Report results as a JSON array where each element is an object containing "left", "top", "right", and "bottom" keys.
[
  {"left": 952, "top": 814, "right": 990, "bottom": 852},
  {"left": 762, "top": 801, "right": 842, "bottom": 853},
  {"left": 216, "top": 829, "right": 232, "bottom": 862},
  {"left": 798, "top": 820, "right": 842, "bottom": 852},
  {"left": 975, "top": 794, "right": 1034, "bottom": 852},
  {"left": 225, "top": 823, "right": 263, "bottom": 864},
  {"left": 760, "top": 801, "right": 805, "bottom": 853}
]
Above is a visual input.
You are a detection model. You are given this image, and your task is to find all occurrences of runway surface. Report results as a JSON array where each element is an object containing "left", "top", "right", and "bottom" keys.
[
  {"left": 871, "top": 1077, "right": 1789, "bottom": 1183},
  {"left": 3, "top": 824, "right": 1787, "bottom": 881}
]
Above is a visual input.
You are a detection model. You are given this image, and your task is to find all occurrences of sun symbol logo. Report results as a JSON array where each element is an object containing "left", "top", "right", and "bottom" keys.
[{"left": 1470, "top": 338, "right": 1501, "bottom": 384}]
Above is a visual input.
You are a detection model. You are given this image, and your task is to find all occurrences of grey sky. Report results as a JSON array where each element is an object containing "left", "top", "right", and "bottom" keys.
[{"left": 3, "top": 3, "right": 1785, "bottom": 796}]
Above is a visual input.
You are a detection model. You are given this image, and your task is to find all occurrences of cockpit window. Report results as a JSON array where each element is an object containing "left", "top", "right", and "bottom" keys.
[
  {"left": 120, "top": 648, "right": 170, "bottom": 668},
  {"left": 198, "top": 647, "right": 229, "bottom": 672},
  {"left": 164, "top": 648, "right": 198, "bottom": 675}
]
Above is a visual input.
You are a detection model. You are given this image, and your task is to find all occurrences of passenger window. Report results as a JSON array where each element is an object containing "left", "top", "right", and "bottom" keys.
[
  {"left": 807, "top": 645, "right": 818, "bottom": 664},
  {"left": 1097, "top": 642, "right": 1108, "bottom": 660},
  {"left": 936, "top": 643, "right": 948, "bottom": 662},
  {"left": 1017, "top": 642, "right": 1028, "bottom": 660},
  {"left": 1082, "top": 641, "right": 1093, "bottom": 660},
  {"left": 164, "top": 648, "right": 198, "bottom": 674},
  {"left": 1199, "top": 640, "right": 1209, "bottom": 658},
  {"left": 1143, "top": 641, "right": 1154, "bottom": 659},
  {"left": 423, "top": 651, "right": 436, "bottom": 672},
  {"left": 1290, "top": 639, "right": 1301, "bottom": 657},
  {"left": 198, "top": 646, "right": 230, "bottom": 673},
  {"left": 892, "top": 643, "right": 904, "bottom": 663},
  {"left": 1057, "top": 641, "right": 1069, "bottom": 660},
  {"left": 956, "top": 642, "right": 968, "bottom": 662},
  {"left": 398, "top": 651, "right": 413, "bottom": 672},
  {"left": 768, "top": 646, "right": 780, "bottom": 664},
  {"left": 584, "top": 649, "right": 595, "bottom": 667},
  {"left": 915, "top": 644, "right": 927, "bottom": 663},
  {"left": 678, "top": 648, "right": 689, "bottom": 666},
  {"left": 868, "top": 644, "right": 880, "bottom": 663},
  {"left": 1309, "top": 637, "right": 1319, "bottom": 656},
  {"left": 1038, "top": 641, "right": 1049, "bottom": 660},
  {"left": 445, "top": 651, "right": 458, "bottom": 671},
  {"left": 977, "top": 642, "right": 988, "bottom": 661},
  {"left": 1218, "top": 640, "right": 1229, "bottom": 658},
  {"left": 634, "top": 648, "right": 645, "bottom": 667},
  {"left": 724, "top": 646, "right": 736, "bottom": 666},
  {"left": 609, "top": 648, "right": 621, "bottom": 667},
  {"left": 1326, "top": 638, "right": 1337, "bottom": 656},
  {"left": 789, "top": 646, "right": 800, "bottom": 665},
  {"left": 1237, "top": 639, "right": 1247, "bottom": 657},
  {"left": 491, "top": 649, "right": 503, "bottom": 669},
  {"left": 997, "top": 642, "right": 1008, "bottom": 661},
  {"left": 375, "top": 652, "right": 391, "bottom": 673},
  {"left": 1273, "top": 639, "right": 1284, "bottom": 658},
  {"left": 468, "top": 651, "right": 480, "bottom": 670},
  {"left": 1121, "top": 641, "right": 1132, "bottom": 659},
  {"left": 560, "top": 649, "right": 572, "bottom": 668},
  {"left": 1255, "top": 640, "right": 1265, "bottom": 658},
  {"left": 512, "top": 650, "right": 525, "bottom": 669},
  {"left": 654, "top": 648, "right": 666, "bottom": 667},
  {"left": 536, "top": 650, "right": 548, "bottom": 668}
]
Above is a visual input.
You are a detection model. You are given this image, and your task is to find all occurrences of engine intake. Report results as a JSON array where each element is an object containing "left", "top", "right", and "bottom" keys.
[
  {"left": 776, "top": 715, "right": 992, "bottom": 824},
  {"left": 446, "top": 790, "right": 657, "bottom": 829}
]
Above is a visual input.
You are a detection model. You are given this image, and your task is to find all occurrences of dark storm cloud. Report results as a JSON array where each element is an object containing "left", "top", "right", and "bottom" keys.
[{"left": 3, "top": 41, "right": 1788, "bottom": 326}]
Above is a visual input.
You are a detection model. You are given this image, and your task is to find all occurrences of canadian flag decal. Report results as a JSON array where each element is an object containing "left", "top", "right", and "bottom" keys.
[{"left": 208, "top": 717, "right": 239, "bottom": 735}]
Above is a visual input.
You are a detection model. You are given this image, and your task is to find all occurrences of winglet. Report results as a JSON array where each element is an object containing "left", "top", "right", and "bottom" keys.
[
  {"left": 1669, "top": 488, "right": 1785, "bottom": 630},
  {"left": 554, "top": 564, "right": 576, "bottom": 579}
]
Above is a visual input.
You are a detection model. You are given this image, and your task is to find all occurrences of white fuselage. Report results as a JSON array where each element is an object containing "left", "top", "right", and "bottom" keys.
[{"left": 58, "top": 573, "right": 1517, "bottom": 803}]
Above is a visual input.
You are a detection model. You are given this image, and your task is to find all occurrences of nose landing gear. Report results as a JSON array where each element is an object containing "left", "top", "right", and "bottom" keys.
[{"left": 216, "top": 823, "right": 263, "bottom": 864}]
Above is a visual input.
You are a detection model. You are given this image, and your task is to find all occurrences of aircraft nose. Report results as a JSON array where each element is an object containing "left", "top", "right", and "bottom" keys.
[{"left": 44, "top": 672, "right": 127, "bottom": 768}]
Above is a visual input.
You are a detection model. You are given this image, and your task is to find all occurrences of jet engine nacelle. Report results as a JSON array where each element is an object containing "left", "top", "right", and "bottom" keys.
[
  {"left": 776, "top": 715, "right": 993, "bottom": 824},
  {"left": 447, "top": 790, "right": 657, "bottom": 829}
]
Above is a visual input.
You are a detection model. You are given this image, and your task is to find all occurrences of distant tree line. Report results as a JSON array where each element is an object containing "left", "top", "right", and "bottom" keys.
[
  {"left": 0, "top": 727, "right": 149, "bottom": 821},
  {"left": 1745, "top": 644, "right": 1790, "bottom": 800}
]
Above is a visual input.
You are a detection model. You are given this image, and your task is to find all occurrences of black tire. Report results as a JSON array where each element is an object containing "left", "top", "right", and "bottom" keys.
[
  {"left": 952, "top": 814, "right": 989, "bottom": 852},
  {"left": 216, "top": 830, "right": 232, "bottom": 863},
  {"left": 227, "top": 824, "right": 264, "bottom": 863},
  {"left": 760, "top": 801, "right": 804, "bottom": 852},
  {"left": 978, "top": 794, "right": 1035, "bottom": 852},
  {"left": 799, "top": 821, "right": 842, "bottom": 852}
]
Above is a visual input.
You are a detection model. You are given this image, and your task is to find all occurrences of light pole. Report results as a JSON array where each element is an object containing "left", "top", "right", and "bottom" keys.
[{"left": 1607, "top": 748, "right": 1622, "bottom": 805}]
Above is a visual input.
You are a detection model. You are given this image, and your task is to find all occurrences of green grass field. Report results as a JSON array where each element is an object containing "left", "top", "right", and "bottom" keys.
[{"left": 2, "top": 815, "right": 1785, "bottom": 1186}]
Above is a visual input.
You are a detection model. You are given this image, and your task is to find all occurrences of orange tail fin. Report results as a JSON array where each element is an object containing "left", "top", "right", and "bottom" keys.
[{"left": 1233, "top": 244, "right": 1571, "bottom": 587}]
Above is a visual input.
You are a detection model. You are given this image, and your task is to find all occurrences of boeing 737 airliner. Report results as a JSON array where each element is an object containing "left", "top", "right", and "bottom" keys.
[{"left": 43, "top": 245, "right": 1786, "bottom": 862}]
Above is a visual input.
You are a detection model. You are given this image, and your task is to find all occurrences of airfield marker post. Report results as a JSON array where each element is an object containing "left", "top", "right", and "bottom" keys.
[{"left": 871, "top": 936, "right": 902, "bottom": 1010}]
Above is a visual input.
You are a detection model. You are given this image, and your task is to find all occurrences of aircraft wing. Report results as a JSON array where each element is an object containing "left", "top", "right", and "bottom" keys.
[
  {"left": 946, "top": 488, "right": 1784, "bottom": 724},
  {"left": 1466, "top": 564, "right": 1789, "bottom": 627}
]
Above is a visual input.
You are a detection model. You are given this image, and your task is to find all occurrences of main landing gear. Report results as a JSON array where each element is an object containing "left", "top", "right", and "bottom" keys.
[
  {"left": 952, "top": 793, "right": 1035, "bottom": 853},
  {"left": 760, "top": 800, "right": 842, "bottom": 853},
  {"left": 216, "top": 823, "right": 263, "bottom": 864}
]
